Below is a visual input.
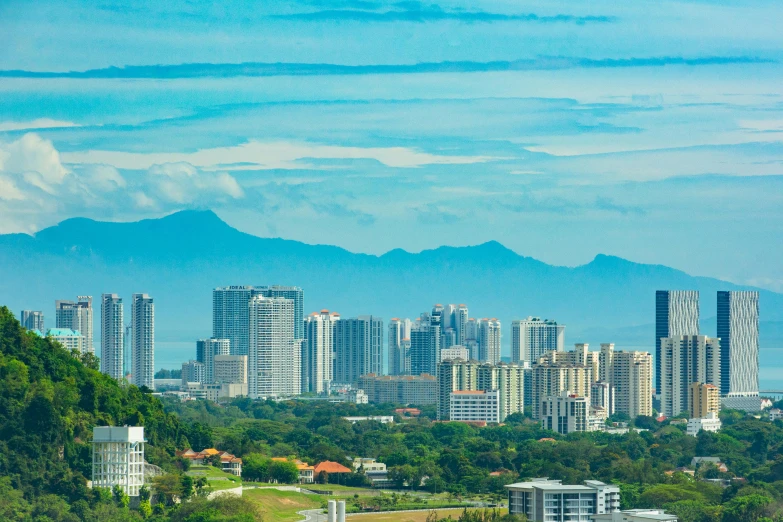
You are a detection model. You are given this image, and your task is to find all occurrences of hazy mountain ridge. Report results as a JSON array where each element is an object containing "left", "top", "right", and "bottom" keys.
[{"left": 1, "top": 210, "right": 780, "bottom": 352}]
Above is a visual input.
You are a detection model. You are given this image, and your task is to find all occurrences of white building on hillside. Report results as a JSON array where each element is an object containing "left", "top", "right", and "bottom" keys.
[
  {"left": 686, "top": 412, "right": 722, "bottom": 437},
  {"left": 506, "top": 478, "right": 620, "bottom": 522},
  {"left": 92, "top": 426, "right": 145, "bottom": 496}
]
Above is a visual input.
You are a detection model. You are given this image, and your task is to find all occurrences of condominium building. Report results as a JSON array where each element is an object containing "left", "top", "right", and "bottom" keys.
[
  {"left": 131, "top": 294, "right": 155, "bottom": 390},
  {"left": 437, "top": 360, "right": 525, "bottom": 421},
  {"left": 478, "top": 318, "right": 502, "bottom": 364},
  {"left": 688, "top": 382, "right": 720, "bottom": 418},
  {"left": 248, "top": 295, "right": 301, "bottom": 398},
  {"left": 450, "top": 390, "right": 501, "bottom": 423},
  {"left": 410, "top": 312, "right": 441, "bottom": 376},
  {"left": 717, "top": 291, "right": 759, "bottom": 397},
  {"left": 357, "top": 373, "right": 438, "bottom": 404},
  {"left": 599, "top": 344, "right": 653, "bottom": 418},
  {"left": 55, "top": 296, "right": 94, "bottom": 354},
  {"left": 530, "top": 352, "right": 592, "bottom": 419},
  {"left": 686, "top": 411, "right": 722, "bottom": 436},
  {"left": 591, "top": 381, "right": 614, "bottom": 416},
  {"left": 656, "top": 290, "right": 700, "bottom": 389},
  {"left": 440, "top": 346, "right": 469, "bottom": 362},
  {"left": 660, "top": 335, "right": 720, "bottom": 417},
  {"left": 92, "top": 426, "right": 145, "bottom": 497},
  {"left": 21, "top": 310, "right": 44, "bottom": 332},
  {"left": 541, "top": 391, "right": 590, "bottom": 434},
  {"left": 388, "top": 318, "right": 412, "bottom": 376},
  {"left": 456, "top": 304, "right": 469, "bottom": 346},
  {"left": 182, "top": 360, "right": 205, "bottom": 385},
  {"left": 214, "top": 355, "right": 248, "bottom": 385},
  {"left": 511, "top": 317, "right": 565, "bottom": 364},
  {"left": 303, "top": 310, "right": 340, "bottom": 393},
  {"left": 47, "top": 328, "right": 86, "bottom": 353},
  {"left": 334, "top": 316, "right": 383, "bottom": 384},
  {"left": 101, "top": 294, "right": 124, "bottom": 380},
  {"left": 196, "top": 338, "right": 230, "bottom": 383},
  {"left": 506, "top": 478, "right": 620, "bottom": 522}
]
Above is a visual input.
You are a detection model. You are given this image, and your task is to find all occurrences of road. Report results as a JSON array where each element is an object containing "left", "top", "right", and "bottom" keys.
[{"left": 299, "top": 509, "right": 327, "bottom": 522}]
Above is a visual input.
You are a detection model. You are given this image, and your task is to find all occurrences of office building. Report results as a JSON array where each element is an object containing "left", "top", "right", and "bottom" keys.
[
  {"left": 591, "top": 381, "right": 614, "bottom": 416},
  {"left": 686, "top": 411, "right": 722, "bottom": 436},
  {"left": 478, "top": 318, "right": 502, "bottom": 364},
  {"left": 593, "top": 510, "right": 677, "bottom": 522},
  {"left": 659, "top": 335, "right": 720, "bottom": 417},
  {"left": 530, "top": 352, "right": 593, "bottom": 419},
  {"left": 410, "top": 312, "right": 441, "bottom": 376},
  {"left": 131, "top": 294, "right": 155, "bottom": 390},
  {"left": 55, "top": 296, "right": 93, "bottom": 354},
  {"left": 47, "top": 328, "right": 86, "bottom": 353},
  {"left": 182, "top": 360, "right": 205, "bottom": 385},
  {"left": 248, "top": 295, "right": 301, "bottom": 397},
  {"left": 388, "top": 318, "right": 412, "bottom": 376},
  {"left": 92, "top": 426, "right": 145, "bottom": 497},
  {"left": 357, "top": 373, "right": 438, "bottom": 405},
  {"left": 214, "top": 355, "right": 248, "bottom": 385},
  {"left": 437, "top": 360, "right": 525, "bottom": 421},
  {"left": 303, "top": 310, "right": 339, "bottom": 393},
  {"left": 717, "top": 291, "right": 759, "bottom": 397},
  {"left": 101, "top": 294, "right": 124, "bottom": 380},
  {"left": 688, "top": 383, "right": 720, "bottom": 418},
  {"left": 599, "top": 344, "right": 653, "bottom": 418},
  {"left": 334, "top": 316, "right": 383, "bottom": 384},
  {"left": 440, "top": 345, "right": 469, "bottom": 362},
  {"left": 541, "top": 391, "right": 590, "bottom": 434},
  {"left": 656, "top": 290, "right": 700, "bottom": 389},
  {"left": 506, "top": 478, "right": 620, "bottom": 522},
  {"left": 21, "top": 310, "right": 44, "bottom": 332},
  {"left": 196, "top": 338, "right": 230, "bottom": 384},
  {"left": 450, "top": 390, "right": 501, "bottom": 423},
  {"left": 511, "top": 317, "right": 565, "bottom": 364}
]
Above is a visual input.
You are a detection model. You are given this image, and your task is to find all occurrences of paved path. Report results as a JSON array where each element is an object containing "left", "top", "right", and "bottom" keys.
[{"left": 299, "top": 509, "right": 327, "bottom": 522}]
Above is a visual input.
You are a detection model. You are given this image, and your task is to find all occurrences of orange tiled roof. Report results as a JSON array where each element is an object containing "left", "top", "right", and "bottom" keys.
[{"left": 314, "top": 461, "right": 351, "bottom": 474}]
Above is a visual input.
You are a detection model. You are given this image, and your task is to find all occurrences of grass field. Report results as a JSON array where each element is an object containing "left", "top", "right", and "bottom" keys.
[
  {"left": 187, "top": 465, "right": 243, "bottom": 491},
  {"left": 244, "top": 488, "right": 323, "bottom": 522},
  {"left": 347, "top": 508, "right": 508, "bottom": 522}
]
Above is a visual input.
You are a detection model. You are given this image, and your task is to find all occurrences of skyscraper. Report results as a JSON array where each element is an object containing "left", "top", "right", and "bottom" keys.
[
  {"left": 303, "top": 310, "right": 339, "bottom": 393},
  {"left": 410, "top": 312, "right": 441, "bottom": 376},
  {"left": 334, "top": 316, "right": 383, "bottom": 384},
  {"left": 197, "top": 338, "right": 231, "bottom": 383},
  {"left": 131, "top": 293, "right": 154, "bottom": 390},
  {"left": 717, "top": 291, "right": 759, "bottom": 397},
  {"left": 248, "top": 295, "right": 301, "bottom": 397},
  {"left": 478, "top": 318, "right": 501, "bottom": 363},
  {"left": 599, "top": 343, "right": 653, "bottom": 418},
  {"left": 56, "top": 296, "right": 94, "bottom": 354},
  {"left": 388, "top": 317, "right": 412, "bottom": 376},
  {"left": 659, "top": 335, "right": 720, "bottom": 417},
  {"left": 510, "top": 317, "right": 565, "bottom": 363},
  {"left": 255, "top": 286, "right": 305, "bottom": 340},
  {"left": 455, "top": 304, "right": 469, "bottom": 345},
  {"left": 101, "top": 294, "right": 124, "bottom": 380},
  {"left": 655, "top": 291, "right": 700, "bottom": 389},
  {"left": 21, "top": 310, "right": 44, "bottom": 332}
]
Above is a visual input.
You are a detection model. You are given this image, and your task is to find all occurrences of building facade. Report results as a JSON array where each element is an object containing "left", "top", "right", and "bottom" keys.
[
  {"left": 101, "top": 294, "right": 124, "bottom": 380},
  {"left": 214, "top": 354, "right": 248, "bottom": 385},
  {"left": 388, "top": 318, "right": 412, "bottom": 376},
  {"left": 450, "top": 390, "right": 501, "bottom": 423},
  {"left": 530, "top": 352, "right": 593, "bottom": 419},
  {"left": 47, "top": 328, "right": 86, "bottom": 353},
  {"left": 655, "top": 290, "right": 700, "bottom": 390},
  {"left": 21, "top": 310, "right": 44, "bottom": 332},
  {"left": 686, "top": 412, "right": 722, "bottom": 436},
  {"left": 511, "top": 317, "right": 565, "bottom": 364},
  {"left": 688, "top": 382, "right": 720, "bottom": 418},
  {"left": 92, "top": 426, "right": 145, "bottom": 497},
  {"left": 717, "top": 290, "right": 759, "bottom": 397},
  {"left": 303, "top": 310, "right": 339, "bottom": 393},
  {"left": 600, "top": 344, "right": 653, "bottom": 418},
  {"left": 334, "top": 316, "right": 383, "bottom": 384},
  {"left": 478, "top": 318, "right": 502, "bottom": 364},
  {"left": 437, "top": 360, "right": 525, "bottom": 421},
  {"left": 182, "top": 360, "right": 206, "bottom": 385},
  {"left": 357, "top": 373, "right": 438, "bottom": 405},
  {"left": 55, "top": 296, "right": 93, "bottom": 354},
  {"left": 440, "top": 346, "right": 470, "bottom": 362},
  {"left": 660, "top": 335, "right": 720, "bottom": 417},
  {"left": 506, "top": 479, "right": 620, "bottom": 522},
  {"left": 131, "top": 293, "right": 155, "bottom": 390},
  {"left": 196, "top": 338, "right": 231, "bottom": 384},
  {"left": 541, "top": 391, "right": 590, "bottom": 434},
  {"left": 248, "top": 295, "right": 301, "bottom": 398},
  {"left": 410, "top": 312, "right": 441, "bottom": 376}
]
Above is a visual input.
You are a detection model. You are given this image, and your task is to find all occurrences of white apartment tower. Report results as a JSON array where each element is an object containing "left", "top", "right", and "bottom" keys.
[
  {"left": 56, "top": 296, "right": 94, "bottom": 354},
  {"left": 131, "top": 294, "right": 155, "bottom": 390},
  {"left": 303, "top": 310, "right": 340, "bottom": 394},
  {"left": 660, "top": 335, "right": 721, "bottom": 417},
  {"left": 656, "top": 290, "right": 700, "bottom": 390},
  {"left": 599, "top": 343, "right": 653, "bottom": 418},
  {"left": 717, "top": 291, "right": 759, "bottom": 397},
  {"left": 101, "top": 294, "right": 124, "bottom": 380},
  {"left": 388, "top": 317, "right": 412, "bottom": 376},
  {"left": 92, "top": 426, "right": 145, "bottom": 497},
  {"left": 248, "top": 295, "right": 301, "bottom": 398},
  {"left": 196, "top": 338, "right": 231, "bottom": 383},
  {"left": 530, "top": 352, "right": 593, "bottom": 419},
  {"left": 511, "top": 317, "right": 565, "bottom": 363},
  {"left": 478, "top": 318, "right": 502, "bottom": 364},
  {"left": 21, "top": 310, "right": 45, "bottom": 332},
  {"left": 541, "top": 391, "right": 591, "bottom": 434},
  {"left": 456, "top": 304, "right": 469, "bottom": 346}
]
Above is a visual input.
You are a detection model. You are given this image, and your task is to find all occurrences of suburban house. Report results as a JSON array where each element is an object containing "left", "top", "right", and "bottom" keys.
[
  {"left": 176, "top": 448, "right": 243, "bottom": 477},
  {"left": 272, "top": 457, "right": 315, "bottom": 484}
]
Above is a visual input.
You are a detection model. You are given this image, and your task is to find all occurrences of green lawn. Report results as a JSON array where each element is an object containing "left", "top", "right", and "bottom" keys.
[
  {"left": 244, "top": 488, "right": 323, "bottom": 522},
  {"left": 187, "top": 465, "right": 243, "bottom": 491}
]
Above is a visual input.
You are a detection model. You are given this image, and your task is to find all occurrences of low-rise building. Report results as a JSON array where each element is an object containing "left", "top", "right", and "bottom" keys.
[
  {"left": 686, "top": 412, "right": 722, "bottom": 436},
  {"left": 177, "top": 448, "right": 242, "bottom": 476},
  {"left": 182, "top": 360, "right": 205, "bottom": 385},
  {"left": 541, "top": 391, "right": 590, "bottom": 434},
  {"left": 593, "top": 509, "right": 678, "bottom": 522},
  {"left": 450, "top": 390, "right": 501, "bottom": 423},
  {"left": 506, "top": 478, "right": 620, "bottom": 522},
  {"left": 47, "top": 328, "right": 86, "bottom": 353},
  {"left": 343, "top": 416, "right": 394, "bottom": 424},
  {"left": 691, "top": 457, "right": 727, "bottom": 473},
  {"left": 272, "top": 457, "right": 315, "bottom": 484},
  {"left": 440, "top": 346, "right": 470, "bottom": 362},
  {"left": 357, "top": 373, "right": 437, "bottom": 405},
  {"left": 769, "top": 408, "right": 783, "bottom": 421}
]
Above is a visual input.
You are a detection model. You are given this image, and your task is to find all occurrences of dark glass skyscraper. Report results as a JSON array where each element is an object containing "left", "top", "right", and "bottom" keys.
[{"left": 655, "top": 290, "right": 699, "bottom": 390}]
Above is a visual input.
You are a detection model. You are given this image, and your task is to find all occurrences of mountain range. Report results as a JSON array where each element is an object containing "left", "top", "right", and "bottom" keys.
[{"left": 1, "top": 210, "right": 781, "bottom": 359}]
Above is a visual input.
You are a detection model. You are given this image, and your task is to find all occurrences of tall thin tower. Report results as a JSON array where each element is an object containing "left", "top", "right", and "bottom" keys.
[
  {"left": 131, "top": 294, "right": 155, "bottom": 389},
  {"left": 655, "top": 291, "right": 699, "bottom": 390},
  {"left": 101, "top": 294, "right": 124, "bottom": 380},
  {"left": 717, "top": 291, "right": 759, "bottom": 396}
]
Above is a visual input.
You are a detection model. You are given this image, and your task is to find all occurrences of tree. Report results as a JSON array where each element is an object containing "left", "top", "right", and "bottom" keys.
[
  {"left": 243, "top": 453, "right": 272, "bottom": 482},
  {"left": 112, "top": 484, "right": 130, "bottom": 509},
  {"left": 181, "top": 475, "right": 194, "bottom": 500},
  {"left": 269, "top": 459, "right": 300, "bottom": 484},
  {"left": 722, "top": 495, "right": 772, "bottom": 522}
]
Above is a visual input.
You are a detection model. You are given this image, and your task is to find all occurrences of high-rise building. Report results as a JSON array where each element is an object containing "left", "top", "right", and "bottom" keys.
[
  {"left": 255, "top": 286, "right": 304, "bottom": 340},
  {"left": 388, "top": 318, "right": 412, "bottom": 376},
  {"left": 655, "top": 291, "right": 700, "bottom": 390},
  {"left": 591, "top": 381, "right": 614, "bottom": 416},
  {"left": 688, "top": 382, "right": 720, "bottom": 418},
  {"left": 303, "top": 310, "right": 339, "bottom": 393},
  {"left": 541, "top": 391, "right": 591, "bottom": 434},
  {"left": 131, "top": 294, "right": 155, "bottom": 390},
  {"left": 478, "top": 318, "right": 502, "bottom": 364},
  {"left": 21, "top": 310, "right": 44, "bottom": 332},
  {"left": 437, "top": 360, "right": 525, "bottom": 421},
  {"left": 55, "top": 296, "right": 93, "bottom": 354},
  {"left": 599, "top": 343, "right": 653, "bottom": 418},
  {"left": 410, "top": 312, "right": 441, "bottom": 376},
  {"left": 440, "top": 345, "right": 469, "bottom": 362},
  {"left": 717, "top": 291, "right": 759, "bottom": 397},
  {"left": 214, "top": 355, "right": 248, "bottom": 385},
  {"left": 196, "top": 338, "right": 231, "bottom": 383},
  {"left": 248, "top": 295, "right": 301, "bottom": 397},
  {"left": 357, "top": 373, "right": 438, "bottom": 405},
  {"left": 182, "top": 360, "right": 205, "bottom": 385},
  {"left": 530, "top": 352, "right": 593, "bottom": 419},
  {"left": 334, "top": 316, "right": 383, "bottom": 384},
  {"left": 47, "top": 328, "right": 86, "bottom": 353},
  {"left": 92, "top": 426, "right": 145, "bottom": 497},
  {"left": 101, "top": 294, "right": 124, "bottom": 380},
  {"left": 506, "top": 479, "right": 621, "bottom": 522},
  {"left": 456, "top": 304, "right": 469, "bottom": 345},
  {"left": 660, "top": 335, "right": 720, "bottom": 417},
  {"left": 511, "top": 317, "right": 565, "bottom": 363}
]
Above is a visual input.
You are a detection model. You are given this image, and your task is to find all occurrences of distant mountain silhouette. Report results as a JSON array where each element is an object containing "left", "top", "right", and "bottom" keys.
[{"left": 1, "top": 210, "right": 781, "bottom": 358}]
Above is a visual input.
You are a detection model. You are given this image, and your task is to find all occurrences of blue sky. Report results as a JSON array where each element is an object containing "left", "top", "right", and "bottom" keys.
[{"left": 1, "top": 0, "right": 783, "bottom": 290}]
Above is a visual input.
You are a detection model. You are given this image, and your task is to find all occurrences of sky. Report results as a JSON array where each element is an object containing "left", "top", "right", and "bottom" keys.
[{"left": 1, "top": 0, "right": 783, "bottom": 291}]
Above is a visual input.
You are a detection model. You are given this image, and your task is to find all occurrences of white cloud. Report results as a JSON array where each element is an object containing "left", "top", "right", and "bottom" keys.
[
  {"left": 0, "top": 133, "right": 69, "bottom": 186},
  {"left": 61, "top": 140, "right": 497, "bottom": 170},
  {"left": 0, "top": 119, "right": 80, "bottom": 132}
]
